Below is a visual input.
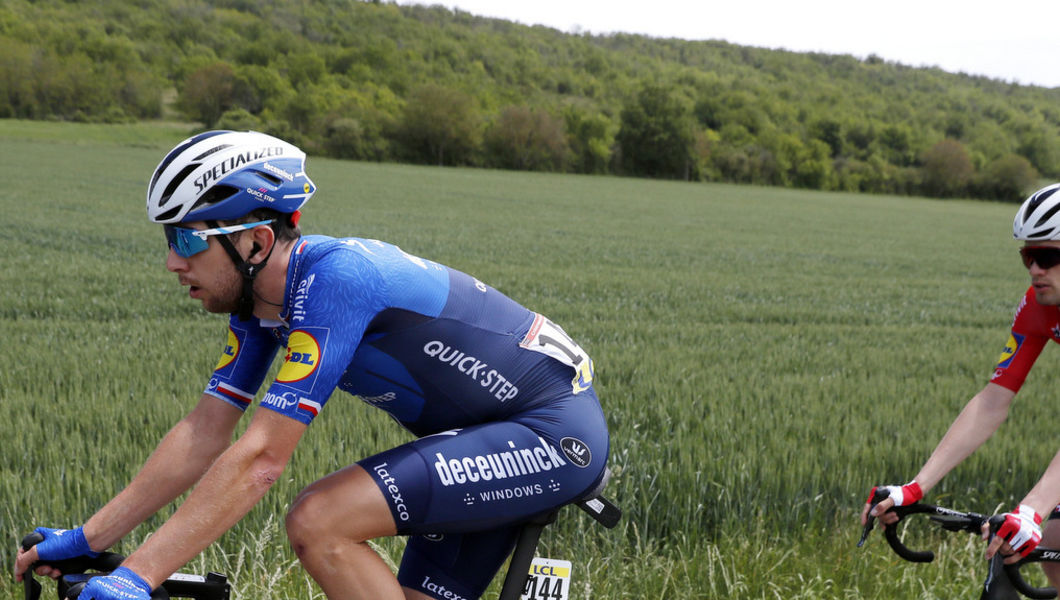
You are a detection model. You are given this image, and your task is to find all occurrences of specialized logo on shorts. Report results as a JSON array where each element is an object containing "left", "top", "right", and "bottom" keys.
[
  {"left": 276, "top": 330, "right": 321, "bottom": 383},
  {"left": 214, "top": 327, "right": 240, "bottom": 371},
  {"left": 560, "top": 437, "right": 592, "bottom": 468},
  {"left": 996, "top": 332, "right": 1024, "bottom": 369},
  {"left": 433, "top": 437, "right": 567, "bottom": 487}
]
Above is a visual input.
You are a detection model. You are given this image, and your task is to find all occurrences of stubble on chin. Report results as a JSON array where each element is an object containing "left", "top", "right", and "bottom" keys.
[{"left": 201, "top": 279, "right": 243, "bottom": 314}]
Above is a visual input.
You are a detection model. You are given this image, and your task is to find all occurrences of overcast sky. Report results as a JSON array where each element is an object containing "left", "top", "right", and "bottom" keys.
[{"left": 396, "top": 1, "right": 1060, "bottom": 89}]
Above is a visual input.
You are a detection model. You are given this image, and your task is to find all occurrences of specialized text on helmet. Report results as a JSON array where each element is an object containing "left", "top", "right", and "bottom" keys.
[{"left": 194, "top": 147, "right": 286, "bottom": 193}]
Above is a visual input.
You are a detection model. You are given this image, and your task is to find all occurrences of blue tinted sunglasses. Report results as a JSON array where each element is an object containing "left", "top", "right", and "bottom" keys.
[{"left": 164, "top": 220, "right": 274, "bottom": 258}]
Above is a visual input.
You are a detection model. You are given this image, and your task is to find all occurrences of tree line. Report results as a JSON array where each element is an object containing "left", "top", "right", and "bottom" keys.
[{"left": 1, "top": 0, "right": 1058, "bottom": 201}]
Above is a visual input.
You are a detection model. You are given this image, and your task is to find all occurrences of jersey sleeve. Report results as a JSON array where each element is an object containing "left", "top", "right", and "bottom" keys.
[
  {"left": 204, "top": 316, "right": 281, "bottom": 411},
  {"left": 989, "top": 289, "right": 1051, "bottom": 392},
  {"left": 258, "top": 248, "right": 388, "bottom": 425}
]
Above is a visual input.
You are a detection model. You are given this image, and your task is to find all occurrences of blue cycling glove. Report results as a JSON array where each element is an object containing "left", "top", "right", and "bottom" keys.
[
  {"left": 78, "top": 567, "right": 152, "bottom": 600},
  {"left": 32, "top": 526, "right": 99, "bottom": 561}
]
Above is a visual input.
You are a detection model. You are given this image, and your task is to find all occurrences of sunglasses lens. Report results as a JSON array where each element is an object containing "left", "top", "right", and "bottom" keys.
[
  {"left": 1021, "top": 247, "right": 1060, "bottom": 269},
  {"left": 164, "top": 226, "right": 208, "bottom": 258}
]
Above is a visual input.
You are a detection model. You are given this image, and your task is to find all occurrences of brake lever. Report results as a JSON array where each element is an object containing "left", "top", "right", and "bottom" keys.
[
  {"left": 857, "top": 488, "right": 890, "bottom": 547},
  {"left": 20, "top": 532, "right": 126, "bottom": 600}
]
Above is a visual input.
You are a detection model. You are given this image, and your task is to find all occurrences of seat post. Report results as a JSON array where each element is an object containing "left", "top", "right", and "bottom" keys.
[{"left": 497, "top": 509, "right": 559, "bottom": 600}]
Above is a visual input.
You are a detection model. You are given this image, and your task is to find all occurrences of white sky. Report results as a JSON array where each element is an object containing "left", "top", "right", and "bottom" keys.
[{"left": 396, "top": 1, "right": 1060, "bottom": 89}]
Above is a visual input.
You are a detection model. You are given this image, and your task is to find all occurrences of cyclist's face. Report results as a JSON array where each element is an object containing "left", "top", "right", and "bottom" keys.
[
  {"left": 1024, "top": 240, "right": 1060, "bottom": 306},
  {"left": 165, "top": 223, "right": 242, "bottom": 313}
]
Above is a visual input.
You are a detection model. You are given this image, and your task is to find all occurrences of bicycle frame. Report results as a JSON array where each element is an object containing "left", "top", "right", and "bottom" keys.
[
  {"left": 859, "top": 494, "right": 1060, "bottom": 600},
  {"left": 498, "top": 472, "right": 621, "bottom": 600}
]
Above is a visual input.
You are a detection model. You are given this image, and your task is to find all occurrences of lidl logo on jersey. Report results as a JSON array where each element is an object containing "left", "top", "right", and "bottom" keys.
[
  {"left": 214, "top": 327, "right": 241, "bottom": 371},
  {"left": 996, "top": 332, "right": 1024, "bottom": 369},
  {"left": 276, "top": 328, "right": 328, "bottom": 389}
]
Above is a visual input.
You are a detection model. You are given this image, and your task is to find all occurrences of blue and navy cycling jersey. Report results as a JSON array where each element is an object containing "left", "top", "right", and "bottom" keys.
[
  {"left": 204, "top": 235, "right": 594, "bottom": 436},
  {"left": 204, "top": 235, "right": 608, "bottom": 600}
]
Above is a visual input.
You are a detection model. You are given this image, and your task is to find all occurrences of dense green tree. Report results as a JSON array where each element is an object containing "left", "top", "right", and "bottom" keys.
[
  {"left": 178, "top": 62, "right": 240, "bottom": 126},
  {"left": 563, "top": 104, "right": 615, "bottom": 174},
  {"left": 0, "top": 38, "right": 35, "bottom": 118},
  {"left": 483, "top": 105, "right": 570, "bottom": 171},
  {"left": 973, "top": 154, "right": 1039, "bottom": 201},
  {"left": 1, "top": 0, "right": 1058, "bottom": 199},
  {"left": 616, "top": 84, "right": 697, "bottom": 179},
  {"left": 395, "top": 83, "right": 481, "bottom": 166},
  {"left": 920, "top": 139, "right": 974, "bottom": 197},
  {"left": 793, "top": 139, "right": 836, "bottom": 190}
]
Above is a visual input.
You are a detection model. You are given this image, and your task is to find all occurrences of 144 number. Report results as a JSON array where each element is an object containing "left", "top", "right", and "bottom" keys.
[{"left": 522, "top": 574, "right": 565, "bottom": 600}]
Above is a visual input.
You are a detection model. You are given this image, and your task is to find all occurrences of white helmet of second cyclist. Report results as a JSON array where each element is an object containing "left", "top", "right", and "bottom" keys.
[
  {"left": 146, "top": 130, "right": 315, "bottom": 224},
  {"left": 1013, "top": 183, "right": 1060, "bottom": 241}
]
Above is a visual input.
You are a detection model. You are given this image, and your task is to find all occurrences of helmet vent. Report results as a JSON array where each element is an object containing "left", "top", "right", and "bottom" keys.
[
  {"left": 149, "top": 131, "right": 230, "bottom": 198},
  {"left": 191, "top": 184, "right": 239, "bottom": 212},
  {"left": 156, "top": 206, "right": 182, "bottom": 222},
  {"left": 194, "top": 144, "right": 232, "bottom": 161},
  {"left": 1034, "top": 202, "right": 1060, "bottom": 228},
  {"left": 254, "top": 170, "right": 283, "bottom": 186},
  {"left": 159, "top": 164, "right": 200, "bottom": 206}
]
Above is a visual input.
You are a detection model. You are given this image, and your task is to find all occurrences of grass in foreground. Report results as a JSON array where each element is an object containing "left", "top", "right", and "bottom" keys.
[{"left": 1, "top": 120, "right": 1056, "bottom": 598}]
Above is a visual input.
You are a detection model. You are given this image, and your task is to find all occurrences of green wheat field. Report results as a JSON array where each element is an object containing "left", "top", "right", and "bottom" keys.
[{"left": 2, "top": 121, "right": 1058, "bottom": 599}]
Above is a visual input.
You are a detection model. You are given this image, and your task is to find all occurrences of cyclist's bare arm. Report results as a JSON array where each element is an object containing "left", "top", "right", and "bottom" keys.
[
  {"left": 120, "top": 408, "right": 306, "bottom": 589},
  {"left": 862, "top": 383, "right": 1015, "bottom": 524},
  {"left": 84, "top": 395, "right": 244, "bottom": 549},
  {"left": 916, "top": 383, "right": 1015, "bottom": 489},
  {"left": 15, "top": 395, "right": 242, "bottom": 581}
]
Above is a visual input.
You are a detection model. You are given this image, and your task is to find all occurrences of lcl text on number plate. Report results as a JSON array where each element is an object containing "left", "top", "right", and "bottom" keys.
[{"left": 521, "top": 558, "right": 571, "bottom": 600}]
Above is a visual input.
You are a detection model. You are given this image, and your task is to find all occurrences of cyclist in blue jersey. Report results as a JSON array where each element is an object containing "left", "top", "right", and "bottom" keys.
[{"left": 15, "top": 131, "right": 610, "bottom": 600}]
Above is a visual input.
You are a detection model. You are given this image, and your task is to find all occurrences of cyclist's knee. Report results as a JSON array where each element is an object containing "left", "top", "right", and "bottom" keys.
[
  {"left": 286, "top": 487, "right": 333, "bottom": 553},
  {"left": 285, "top": 469, "right": 397, "bottom": 556}
]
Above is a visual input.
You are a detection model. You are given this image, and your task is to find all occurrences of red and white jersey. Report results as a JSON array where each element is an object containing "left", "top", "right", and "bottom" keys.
[{"left": 991, "top": 287, "right": 1060, "bottom": 392}]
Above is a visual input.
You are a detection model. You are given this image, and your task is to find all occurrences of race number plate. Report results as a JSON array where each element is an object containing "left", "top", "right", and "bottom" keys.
[
  {"left": 519, "top": 314, "right": 594, "bottom": 394},
  {"left": 521, "top": 558, "right": 571, "bottom": 600}
]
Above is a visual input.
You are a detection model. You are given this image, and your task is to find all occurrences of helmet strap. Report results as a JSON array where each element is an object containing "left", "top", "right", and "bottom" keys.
[{"left": 205, "top": 220, "right": 276, "bottom": 321}]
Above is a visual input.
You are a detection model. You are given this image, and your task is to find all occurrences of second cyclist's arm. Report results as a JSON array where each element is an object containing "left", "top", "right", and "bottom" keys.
[
  {"left": 913, "top": 382, "right": 1015, "bottom": 492},
  {"left": 1019, "top": 450, "right": 1060, "bottom": 518},
  {"left": 82, "top": 395, "right": 243, "bottom": 551}
]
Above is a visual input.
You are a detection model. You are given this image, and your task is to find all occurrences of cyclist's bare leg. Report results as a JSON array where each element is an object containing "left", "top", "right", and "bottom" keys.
[
  {"left": 1041, "top": 517, "right": 1060, "bottom": 587},
  {"left": 286, "top": 464, "right": 404, "bottom": 600}
]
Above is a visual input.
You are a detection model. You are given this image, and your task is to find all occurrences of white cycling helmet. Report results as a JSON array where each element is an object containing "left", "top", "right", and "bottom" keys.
[
  {"left": 1013, "top": 183, "right": 1060, "bottom": 241},
  {"left": 147, "top": 130, "right": 315, "bottom": 224}
]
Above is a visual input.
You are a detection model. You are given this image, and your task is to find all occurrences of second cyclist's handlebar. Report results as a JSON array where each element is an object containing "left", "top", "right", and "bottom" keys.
[{"left": 860, "top": 490, "right": 1059, "bottom": 600}]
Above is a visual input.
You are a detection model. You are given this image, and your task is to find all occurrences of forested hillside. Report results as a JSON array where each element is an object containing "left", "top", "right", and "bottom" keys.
[{"left": 1, "top": 0, "right": 1057, "bottom": 200}]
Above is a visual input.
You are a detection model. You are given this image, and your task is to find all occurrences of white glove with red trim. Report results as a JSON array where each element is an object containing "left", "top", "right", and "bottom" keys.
[
  {"left": 995, "top": 504, "right": 1043, "bottom": 558},
  {"left": 867, "top": 480, "right": 923, "bottom": 510}
]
